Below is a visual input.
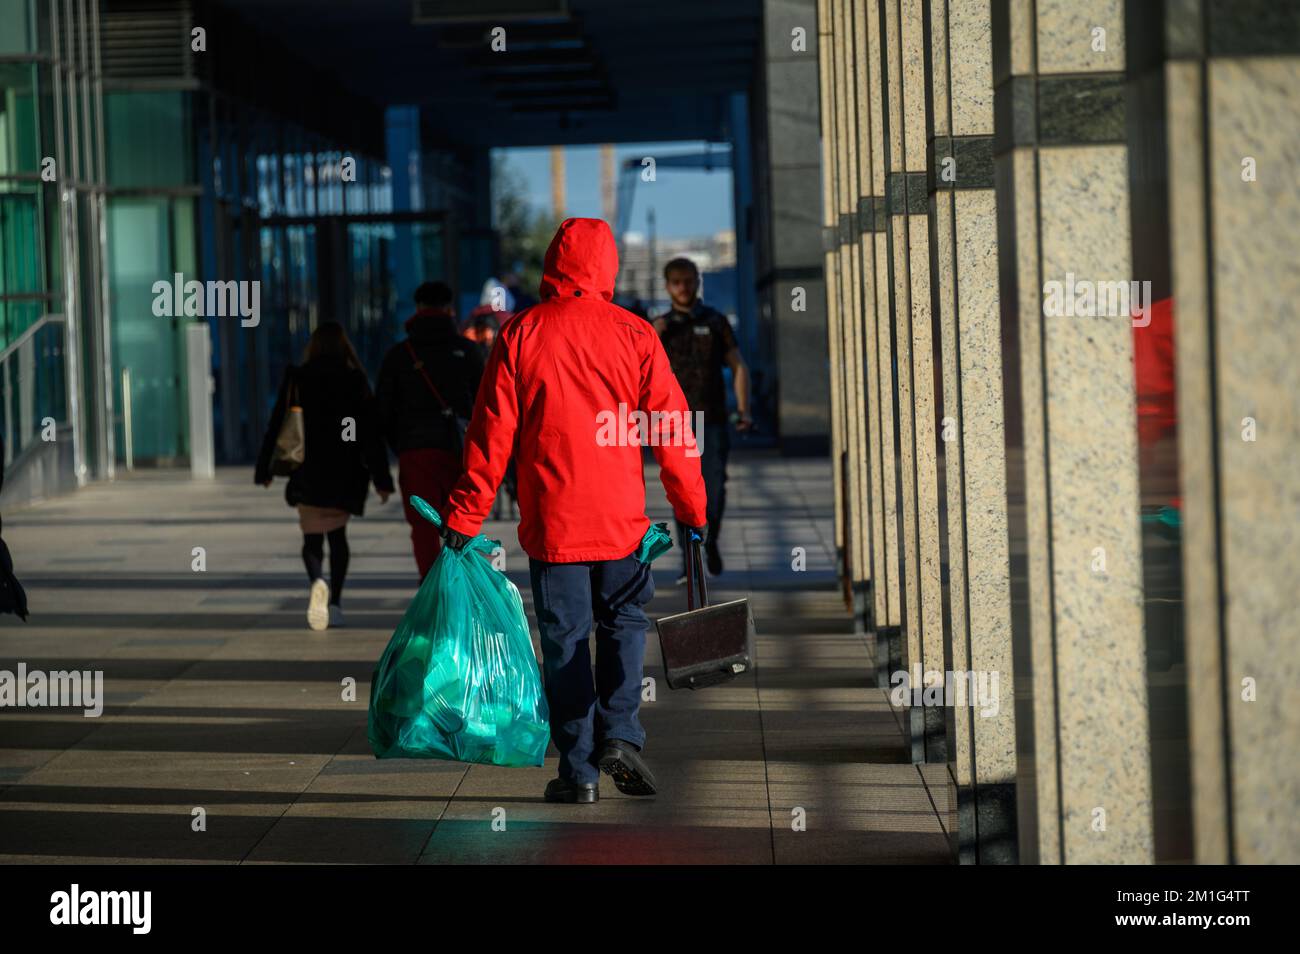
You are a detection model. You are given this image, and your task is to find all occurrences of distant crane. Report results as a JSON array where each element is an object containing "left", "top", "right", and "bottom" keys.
[
  {"left": 613, "top": 144, "right": 732, "bottom": 273},
  {"left": 551, "top": 145, "right": 565, "bottom": 219}
]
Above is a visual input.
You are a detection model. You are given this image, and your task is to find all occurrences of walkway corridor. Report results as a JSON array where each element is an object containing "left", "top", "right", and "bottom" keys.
[{"left": 0, "top": 454, "right": 950, "bottom": 864}]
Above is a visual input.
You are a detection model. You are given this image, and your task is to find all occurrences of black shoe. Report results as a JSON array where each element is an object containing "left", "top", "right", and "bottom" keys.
[
  {"left": 705, "top": 543, "right": 723, "bottom": 576},
  {"left": 597, "top": 740, "right": 657, "bottom": 797},
  {"left": 544, "top": 777, "right": 598, "bottom": 804}
]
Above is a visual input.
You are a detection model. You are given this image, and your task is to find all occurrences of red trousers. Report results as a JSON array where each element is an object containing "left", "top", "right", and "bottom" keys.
[{"left": 398, "top": 447, "right": 464, "bottom": 580}]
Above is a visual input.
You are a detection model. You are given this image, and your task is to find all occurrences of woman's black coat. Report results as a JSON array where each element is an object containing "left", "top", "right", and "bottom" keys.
[{"left": 254, "top": 356, "right": 394, "bottom": 515}]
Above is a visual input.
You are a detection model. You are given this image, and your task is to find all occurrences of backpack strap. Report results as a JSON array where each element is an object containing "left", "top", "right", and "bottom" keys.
[{"left": 403, "top": 339, "right": 453, "bottom": 414}]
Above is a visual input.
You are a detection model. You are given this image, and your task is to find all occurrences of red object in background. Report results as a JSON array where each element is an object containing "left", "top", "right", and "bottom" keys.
[
  {"left": 462, "top": 304, "right": 508, "bottom": 348},
  {"left": 444, "top": 217, "right": 707, "bottom": 562},
  {"left": 1134, "top": 295, "right": 1176, "bottom": 448},
  {"left": 1133, "top": 294, "right": 1181, "bottom": 513}
]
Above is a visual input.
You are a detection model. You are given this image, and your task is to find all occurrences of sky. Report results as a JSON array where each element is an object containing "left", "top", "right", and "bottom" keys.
[{"left": 493, "top": 141, "right": 735, "bottom": 240}]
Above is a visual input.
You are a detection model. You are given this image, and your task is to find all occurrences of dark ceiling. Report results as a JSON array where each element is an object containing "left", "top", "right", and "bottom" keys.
[{"left": 211, "top": 0, "right": 763, "bottom": 147}]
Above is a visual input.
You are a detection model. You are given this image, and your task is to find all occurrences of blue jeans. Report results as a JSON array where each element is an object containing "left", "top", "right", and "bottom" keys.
[
  {"left": 528, "top": 552, "right": 655, "bottom": 784},
  {"left": 675, "top": 423, "right": 730, "bottom": 573}
]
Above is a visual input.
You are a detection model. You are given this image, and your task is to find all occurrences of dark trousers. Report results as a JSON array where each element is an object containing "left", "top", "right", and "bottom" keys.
[
  {"left": 675, "top": 423, "right": 730, "bottom": 572},
  {"left": 398, "top": 447, "right": 463, "bottom": 581},
  {"left": 528, "top": 552, "right": 655, "bottom": 784}
]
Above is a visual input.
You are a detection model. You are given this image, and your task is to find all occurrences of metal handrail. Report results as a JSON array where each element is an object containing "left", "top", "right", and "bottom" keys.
[
  {"left": 1, "top": 313, "right": 70, "bottom": 469},
  {"left": 0, "top": 313, "right": 65, "bottom": 365}
]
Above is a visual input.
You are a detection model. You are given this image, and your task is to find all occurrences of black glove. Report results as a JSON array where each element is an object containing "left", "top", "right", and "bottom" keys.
[
  {"left": 689, "top": 524, "right": 708, "bottom": 544},
  {"left": 441, "top": 525, "right": 473, "bottom": 551}
]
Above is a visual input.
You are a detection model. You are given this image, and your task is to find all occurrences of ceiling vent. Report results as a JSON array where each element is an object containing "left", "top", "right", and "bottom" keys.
[{"left": 100, "top": 0, "right": 194, "bottom": 81}]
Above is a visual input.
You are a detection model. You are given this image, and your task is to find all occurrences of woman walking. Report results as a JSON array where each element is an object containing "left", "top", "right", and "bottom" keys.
[{"left": 256, "top": 322, "right": 394, "bottom": 630}]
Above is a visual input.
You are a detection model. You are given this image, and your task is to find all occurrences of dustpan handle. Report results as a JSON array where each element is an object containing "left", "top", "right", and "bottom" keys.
[
  {"left": 684, "top": 540, "right": 694, "bottom": 611},
  {"left": 695, "top": 538, "right": 709, "bottom": 608},
  {"left": 686, "top": 533, "right": 708, "bottom": 611}
]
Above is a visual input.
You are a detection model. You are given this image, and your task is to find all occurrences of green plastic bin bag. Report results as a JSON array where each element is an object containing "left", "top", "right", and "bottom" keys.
[{"left": 368, "top": 495, "right": 550, "bottom": 767}]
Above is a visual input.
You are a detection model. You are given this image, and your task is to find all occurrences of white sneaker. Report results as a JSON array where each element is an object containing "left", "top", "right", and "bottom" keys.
[
  {"left": 328, "top": 604, "right": 345, "bottom": 628},
  {"left": 307, "top": 579, "right": 329, "bottom": 631}
]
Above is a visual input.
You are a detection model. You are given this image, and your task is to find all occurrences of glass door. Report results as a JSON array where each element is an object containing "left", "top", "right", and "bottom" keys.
[{"left": 106, "top": 196, "right": 187, "bottom": 465}]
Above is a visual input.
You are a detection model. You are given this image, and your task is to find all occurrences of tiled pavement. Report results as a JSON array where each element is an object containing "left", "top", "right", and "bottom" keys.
[{"left": 0, "top": 453, "right": 951, "bottom": 864}]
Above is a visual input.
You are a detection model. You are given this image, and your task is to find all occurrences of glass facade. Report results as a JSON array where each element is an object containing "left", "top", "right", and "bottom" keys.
[
  {"left": 1, "top": 0, "right": 482, "bottom": 496},
  {"left": 198, "top": 96, "right": 409, "bottom": 463},
  {"left": 105, "top": 197, "right": 187, "bottom": 463},
  {"left": 0, "top": 0, "right": 105, "bottom": 483},
  {"left": 101, "top": 80, "right": 197, "bottom": 466}
]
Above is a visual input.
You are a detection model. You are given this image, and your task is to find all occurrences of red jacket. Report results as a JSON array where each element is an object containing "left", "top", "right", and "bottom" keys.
[{"left": 444, "top": 218, "right": 707, "bottom": 562}]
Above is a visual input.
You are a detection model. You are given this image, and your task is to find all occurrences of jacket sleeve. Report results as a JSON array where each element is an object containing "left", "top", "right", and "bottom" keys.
[
  {"left": 359, "top": 382, "right": 395, "bottom": 494},
  {"left": 254, "top": 366, "right": 292, "bottom": 484},
  {"left": 640, "top": 333, "right": 707, "bottom": 527},
  {"left": 443, "top": 331, "right": 519, "bottom": 537}
]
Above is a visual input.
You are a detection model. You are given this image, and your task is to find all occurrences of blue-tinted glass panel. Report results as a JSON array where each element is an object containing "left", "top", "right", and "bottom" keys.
[
  {"left": 0, "top": 62, "right": 40, "bottom": 175},
  {"left": 105, "top": 90, "right": 194, "bottom": 188},
  {"left": 0, "top": 0, "right": 36, "bottom": 54}
]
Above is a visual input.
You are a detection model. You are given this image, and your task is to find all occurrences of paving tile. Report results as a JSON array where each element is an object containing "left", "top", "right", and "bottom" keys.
[{"left": 0, "top": 457, "right": 947, "bottom": 863}]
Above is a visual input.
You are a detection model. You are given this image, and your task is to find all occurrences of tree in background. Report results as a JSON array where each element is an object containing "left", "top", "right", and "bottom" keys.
[{"left": 492, "top": 154, "right": 560, "bottom": 296}]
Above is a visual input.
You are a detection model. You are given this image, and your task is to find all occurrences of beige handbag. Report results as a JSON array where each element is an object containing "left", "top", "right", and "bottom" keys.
[{"left": 271, "top": 373, "right": 306, "bottom": 475}]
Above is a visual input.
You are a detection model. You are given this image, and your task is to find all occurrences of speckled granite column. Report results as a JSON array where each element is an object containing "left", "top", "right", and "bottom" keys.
[
  {"left": 905, "top": 0, "right": 948, "bottom": 767},
  {"left": 854, "top": 0, "right": 890, "bottom": 649},
  {"left": 1166, "top": 0, "right": 1300, "bottom": 865},
  {"left": 861, "top": 0, "right": 905, "bottom": 698},
  {"left": 829, "top": 0, "right": 862, "bottom": 600},
  {"left": 842, "top": 0, "right": 885, "bottom": 641},
  {"left": 929, "top": 0, "right": 1017, "bottom": 864},
  {"left": 821, "top": 0, "right": 886, "bottom": 639},
  {"left": 817, "top": 0, "right": 847, "bottom": 578},
  {"left": 834, "top": 0, "right": 870, "bottom": 603},
  {"left": 839, "top": 0, "right": 872, "bottom": 610},
  {"left": 993, "top": 0, "right": 1152, "bottom": 863},
  {"left": 882, "top": 0, "right": 943, "bottom": 763}
]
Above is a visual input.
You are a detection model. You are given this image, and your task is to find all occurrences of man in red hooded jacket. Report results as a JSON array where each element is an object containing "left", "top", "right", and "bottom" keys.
[{"left": 442, "top": 218, "right": 707, "bottom": 804}]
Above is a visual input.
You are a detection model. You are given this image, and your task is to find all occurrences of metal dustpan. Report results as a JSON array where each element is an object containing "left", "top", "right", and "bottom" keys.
[{"left": 655, "top": 536, "right": 754, "bottom": 690}]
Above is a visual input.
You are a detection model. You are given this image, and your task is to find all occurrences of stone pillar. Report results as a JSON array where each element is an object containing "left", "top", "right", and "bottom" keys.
[
  {"left": 1165, "top": 0, "right": 1300, "bottom": 865},
  {"left": 846, "top": 0, "right": 876, "bottom": 624},
  {"left": 763, "top": 0, "right": 832, "bottom": 452},
  {"left": 881, "top": 0, "right": 947, "bottom": 762},
  {"left": 851, "top": 0, "right": 888, "bottom": 647},
  {"left": 821, "top": 0, "right": 907, "bottom": 717},
  {"left": 993, "top": 0, "right": 1152, "bottom": 863},
  {"left": 852, "top": 0, "right": 907, "bottom": 695},
  {"left": 927, "top": 0, "right": 1017, "bottom": 863},
  {"left": 832, "top": 0, "right": 872, "bottom": 604},
  {"left": 816, "top": 0, "right": 849, "bottom": 577},
  {"left": 827, "top": 0, "right": 856, "bottom": 590}
]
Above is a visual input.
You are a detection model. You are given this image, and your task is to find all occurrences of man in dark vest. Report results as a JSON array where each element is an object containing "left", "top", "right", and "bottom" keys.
[{"left": 653, "top": 257, "right": 752, "bottom": 582}]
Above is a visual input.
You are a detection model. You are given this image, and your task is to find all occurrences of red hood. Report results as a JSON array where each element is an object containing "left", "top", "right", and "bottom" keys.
[{"left": 538, "top": 217, "right": 618, "bottom": 302}]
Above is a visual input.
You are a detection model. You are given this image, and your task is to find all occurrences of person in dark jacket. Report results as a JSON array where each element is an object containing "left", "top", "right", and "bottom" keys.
[
  {"left": 375, "top": 281, "right": 485, "bottom": 580},
  {"left": 256, "top": 321, "right": 393, "bottom": 631}
]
